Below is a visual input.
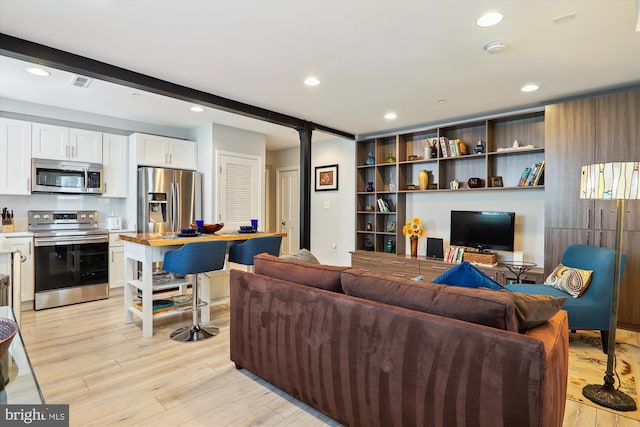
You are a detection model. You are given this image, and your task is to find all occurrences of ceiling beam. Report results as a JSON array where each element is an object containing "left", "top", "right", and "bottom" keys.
[{"left": 0, "top": 33, "right": 355, "bottom": 140}]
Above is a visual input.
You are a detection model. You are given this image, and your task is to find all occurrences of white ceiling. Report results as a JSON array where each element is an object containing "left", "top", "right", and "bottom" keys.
[{"left": 1, "top": 1, "right": 639, "bottom": 150}]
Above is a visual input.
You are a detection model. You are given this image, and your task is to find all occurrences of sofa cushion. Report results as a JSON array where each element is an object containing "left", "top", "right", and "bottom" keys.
[
  {"left": 341, "top": 269, "right": 519, "bottom": 331},
  {"left": 254, "top": 253, "right": 346, "bottom": 292},
  {"left": 432, "top": 261, "right": 503, "bottom": 290},
  {"left": 280, "top": 248, "right": 320, "bottom": 264},
  {"left": 543, "top": 264, "right": 593, "bottom": 298},
  {"left": 510, "top": 292, "right": 567, "bottom": 332}
]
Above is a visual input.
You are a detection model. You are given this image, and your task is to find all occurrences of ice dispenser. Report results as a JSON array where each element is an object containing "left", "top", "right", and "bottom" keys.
[{"left": 147, "top": 193, "right": 168, "bottom": 225}]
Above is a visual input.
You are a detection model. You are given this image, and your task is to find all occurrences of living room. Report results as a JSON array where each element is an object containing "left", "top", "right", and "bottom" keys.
[{"left": 1, "top": 1, "right": 640, "bottom": 426}]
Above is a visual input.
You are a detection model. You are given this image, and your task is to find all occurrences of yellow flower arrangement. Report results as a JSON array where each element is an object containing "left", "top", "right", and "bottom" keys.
[{"left": 402, "top": 217, "right": 425, "bottom": 239}]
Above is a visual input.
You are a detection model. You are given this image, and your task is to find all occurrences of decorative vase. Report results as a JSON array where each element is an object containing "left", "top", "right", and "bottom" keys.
[
  {"left": 366, "top": 181, "right": 374, "bottom": 192},
  {"left": 386, "top": 239, "right": 394, "bottom": 253},
  {"left": 418, "top": 170, "right": 429, "bottom": 190},
  {"left": 410, "top": 237, "right": 418, "bottom": 257}
]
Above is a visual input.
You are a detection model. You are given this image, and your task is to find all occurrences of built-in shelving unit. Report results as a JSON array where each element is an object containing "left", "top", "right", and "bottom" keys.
[{"left": 355, "top": 110, "right": 545, "bottom": 254}]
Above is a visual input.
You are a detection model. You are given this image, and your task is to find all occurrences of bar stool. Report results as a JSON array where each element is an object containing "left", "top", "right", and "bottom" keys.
[
  {"left": 162, "top": 240, "right": 228, "bottom": 342},
  {"left": 228, "top": 235, "right": 282, "bottom": 272}
]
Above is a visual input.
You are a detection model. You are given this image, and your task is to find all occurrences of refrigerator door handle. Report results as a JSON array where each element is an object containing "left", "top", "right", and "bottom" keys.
[
  {"left": 174, "top": 181, "right": 181, "bottom": 232},
  {"left": 170, "top": 182, "right": 176, "bottom": 232}
]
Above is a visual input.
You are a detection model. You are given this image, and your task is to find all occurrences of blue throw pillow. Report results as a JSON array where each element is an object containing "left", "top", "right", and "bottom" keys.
[{"left": 432, "top": 262, "right": 503, "bottom": 290}]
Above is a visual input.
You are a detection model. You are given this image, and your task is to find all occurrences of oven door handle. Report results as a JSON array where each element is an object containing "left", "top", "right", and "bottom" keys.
[{"left": 35, "top": 236, "right": 109, "bottom": 246}]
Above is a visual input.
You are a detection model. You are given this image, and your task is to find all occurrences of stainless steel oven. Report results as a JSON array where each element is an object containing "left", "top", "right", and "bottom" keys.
[{"left": 29, "top": 210, "right": 109, "bottom": 310}]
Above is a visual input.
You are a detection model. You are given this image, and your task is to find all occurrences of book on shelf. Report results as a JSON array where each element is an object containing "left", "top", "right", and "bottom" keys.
[
  {"left": 439, "top": 137, "right": 449, "bottom": 158},
  {"left": 518, "top": 167, "right": 531, "bottom": 186},
  {"left": 531, "top": 160, "right": 545, "bottom": 186},
  {"left": 445, "top": 246, "right": 465, "bottom": 263},
  {"left": 526, "top": 162, "right": 540, "bottom": 186},
  {"left": 377, "top": 198, "right": 390, "bottom": 213}
]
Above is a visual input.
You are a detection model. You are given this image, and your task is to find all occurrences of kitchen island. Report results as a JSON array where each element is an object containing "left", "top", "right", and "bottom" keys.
[{"left": 120, "top": 231, "right": 285, "bottom": 338}]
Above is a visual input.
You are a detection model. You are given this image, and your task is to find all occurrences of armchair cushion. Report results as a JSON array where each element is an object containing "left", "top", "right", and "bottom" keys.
[{"left": 543, "top": 264, "right": 593, "bottom": 298}]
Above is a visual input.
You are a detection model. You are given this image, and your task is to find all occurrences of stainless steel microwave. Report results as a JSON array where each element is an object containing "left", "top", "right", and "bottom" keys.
[{"left": 32, "top": 159, "right": 104, "bottom": 194}]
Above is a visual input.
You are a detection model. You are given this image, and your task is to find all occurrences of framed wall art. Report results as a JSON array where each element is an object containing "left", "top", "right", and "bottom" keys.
[{"left": 315, "top": 164, "right": 339, "bottom": 191}]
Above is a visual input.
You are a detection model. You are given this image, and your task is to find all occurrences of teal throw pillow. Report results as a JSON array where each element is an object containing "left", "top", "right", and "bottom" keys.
[{"left": 432, "top": 262, "right": 503, "bottom": 290}]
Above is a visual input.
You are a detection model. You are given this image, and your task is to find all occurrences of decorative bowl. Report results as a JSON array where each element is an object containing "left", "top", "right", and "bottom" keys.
[
  {"left": 0, "top": 317, "right": 18, "bottom": 360},
  {"left": 180, "top": 227, "right": 197, "bottom": 234},
  {"left": 191, "top": 223, "right": 224, "bottom": 234}
]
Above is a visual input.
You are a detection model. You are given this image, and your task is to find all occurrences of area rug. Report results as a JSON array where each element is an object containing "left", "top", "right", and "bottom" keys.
[{"left": 567, "top": 330, "right": 639, "bottom": 420}]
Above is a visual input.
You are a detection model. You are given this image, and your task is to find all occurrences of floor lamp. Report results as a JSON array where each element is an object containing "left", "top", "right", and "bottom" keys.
[{"left": 580, "top": 162, "right": 637, "bottom": 411}]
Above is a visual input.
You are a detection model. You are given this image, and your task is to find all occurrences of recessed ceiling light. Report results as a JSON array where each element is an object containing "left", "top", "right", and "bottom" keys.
[
  {"left": 477, "top": 12, "right": 503, "bottom": 27},
  {"left": 521, "top": 84, "right": 539, "bottom": 93},
  {"left": 26, "top": 67, "right": 50, "bottom": 77},
  {"left": 384, "top": 112, "right": 397, "bottom": 120},
  {"left": 304, "top": 76, "right": 320, "bottom": 86},
  {"left": 190, "top": 106, "right": 205, "bottom": 113}
]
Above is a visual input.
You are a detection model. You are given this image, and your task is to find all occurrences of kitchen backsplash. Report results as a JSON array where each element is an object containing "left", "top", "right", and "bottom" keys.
[{"left": 0, "top": 194, "right": 129, "bottom": 232}]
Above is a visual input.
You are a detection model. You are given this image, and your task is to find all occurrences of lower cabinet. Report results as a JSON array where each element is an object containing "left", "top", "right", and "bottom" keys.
[
  {"left": 108, "top": 232, "right": 126, "bottom": 289},
  {"left": 350, "top": 251, "right": 544, "bottom": 285},
  {"left": 4, "top": 235, "right": 34, "bottom": 303},
  {"left": 350, "top": 252, "right": 382, "bottom": 274}
]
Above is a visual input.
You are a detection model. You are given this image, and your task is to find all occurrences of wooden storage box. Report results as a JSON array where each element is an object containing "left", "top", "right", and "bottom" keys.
[{"left": 463, "top": 252, "right": 497, "bottom": 265}]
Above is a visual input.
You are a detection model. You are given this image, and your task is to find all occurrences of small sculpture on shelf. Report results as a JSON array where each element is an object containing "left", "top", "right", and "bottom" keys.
[
  {"left": 365, "top": 152, "right": 375, "bottom": 165},
  {"left": 366, "top": 181, "right": 374, "bottom": 192},
  {"left": 475, "top": 138, "right": 486, "bottom": 154},
  {"left": 385, "top": 153, "right": 396, "bottom": 163}
]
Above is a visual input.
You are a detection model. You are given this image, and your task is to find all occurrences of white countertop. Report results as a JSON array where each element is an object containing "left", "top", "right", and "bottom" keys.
[{"left": 0, "top": 232, "right": 33, "bottom": 238}]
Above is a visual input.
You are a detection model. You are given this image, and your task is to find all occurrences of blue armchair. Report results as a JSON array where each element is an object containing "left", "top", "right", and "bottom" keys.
[{"left": 506, "top": 244, "right": 625, "bottom": 353}]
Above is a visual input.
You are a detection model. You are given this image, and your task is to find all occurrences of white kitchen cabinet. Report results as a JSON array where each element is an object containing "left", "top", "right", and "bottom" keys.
[
  {"left": 32, "top": 123, "right": 102, "bottom": 163},
  {"left": 69, "top": 128, "right": 103, "bottom": 163},
  {"left": 108, "top": 231, "right": 133, "bottom": 289},
  {"left": 168, "top": 138, "right": 197, "bottom": 170},
  {"left": 0, "top": 118, "right": 31, "bottom": 195},
  {"left": 133, "top": 133, "right": 196, "bottom": 170},
  {"left": 4, "top": 235, "right": 34, "bottom": 303},
  {"left": 102, "top": 133, "right": 128, "bottom": 198}
]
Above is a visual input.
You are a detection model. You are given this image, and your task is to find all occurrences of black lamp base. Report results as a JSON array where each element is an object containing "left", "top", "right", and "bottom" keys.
[{"left": 583, "top": 383, "right": 637, "bottom": 412}]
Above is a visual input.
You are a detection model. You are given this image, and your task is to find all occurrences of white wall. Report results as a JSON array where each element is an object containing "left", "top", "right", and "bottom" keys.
[
  {"left": 193, "top": 123, "right": 266, "bottom": 226},
  {"left": 266, "top": 146, "right": 299, "bottom": 232},
  {"left": 406, "top": 189, "right": 545, "bottom": 266},
  {"left": 310, "top": 137, "right": 356, "bottom": 266}
]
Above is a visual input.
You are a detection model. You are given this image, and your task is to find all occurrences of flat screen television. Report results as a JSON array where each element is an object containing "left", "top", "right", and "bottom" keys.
[{"left": 450, "top": 210, "right": 515, "bottom": 252}]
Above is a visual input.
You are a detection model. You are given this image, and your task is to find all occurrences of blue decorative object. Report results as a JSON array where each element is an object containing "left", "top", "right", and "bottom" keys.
[
  {"left": 365, "top": 153, "right": 375, "bottom": 165},
  {"left": 432, "top": 262, "right": 502, "bottom": 290}
]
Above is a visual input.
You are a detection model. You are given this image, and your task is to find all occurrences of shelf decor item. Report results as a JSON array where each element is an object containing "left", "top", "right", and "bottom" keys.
[
  {"left": 366, "top": 153, "right": 375, "bottom": 165},
  {"left": 385, "top": 153, "right": 396, "bottom": 163},
  {"left": 580, "top": 161, "right": 638, "bottom": 412},
  {"left": 403, "top": 217, "right": 425, "bottom": 257},
  {"left": 418, "top": 170, "right": 430, "bottom": 190},
  {"left": 315, "top": 164, "right": 339, "bottom": 191}
]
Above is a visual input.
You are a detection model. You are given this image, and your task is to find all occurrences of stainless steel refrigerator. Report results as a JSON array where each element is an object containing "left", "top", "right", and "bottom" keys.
[{"left": 137, "top": 167, "right": 202, "bottom": 233}]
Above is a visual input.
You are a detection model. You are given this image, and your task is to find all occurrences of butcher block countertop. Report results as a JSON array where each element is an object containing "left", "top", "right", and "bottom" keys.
[{"left": 119, "top": 231, "right": 286, "bottom": 247}]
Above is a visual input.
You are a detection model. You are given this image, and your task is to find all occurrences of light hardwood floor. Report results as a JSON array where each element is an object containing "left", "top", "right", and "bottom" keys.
[{"left": 18, "top": 294, "right": 640, "bottom": 427}]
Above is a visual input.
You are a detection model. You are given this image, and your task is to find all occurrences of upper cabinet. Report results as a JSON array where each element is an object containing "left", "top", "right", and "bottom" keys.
[
  {"left": 32, "top": 123, "right": 102, "bottom": 163},
  {"left": 133, "top": 133, "right": 197, "bottom": 170},
  {"left": 102, "top": 133, "right": 128, "bottom": 198},
  {"left": 0, "top": 118, "right": 32, "bottom": 195}
]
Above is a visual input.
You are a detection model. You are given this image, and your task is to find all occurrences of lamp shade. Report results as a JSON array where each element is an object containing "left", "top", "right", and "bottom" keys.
[{"left": 580, "top": 162, "right": 640, "bottom": 200}]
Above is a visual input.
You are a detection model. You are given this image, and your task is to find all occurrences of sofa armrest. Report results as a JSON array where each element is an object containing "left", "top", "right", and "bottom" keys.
[{"left": 524, "top": 310, "right": 569, "bottom": 427}]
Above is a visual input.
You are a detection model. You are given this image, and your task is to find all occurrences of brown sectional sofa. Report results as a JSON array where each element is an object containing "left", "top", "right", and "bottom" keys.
[{"left": 229, "top": 254, "right": 569, "bottom": 427}]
